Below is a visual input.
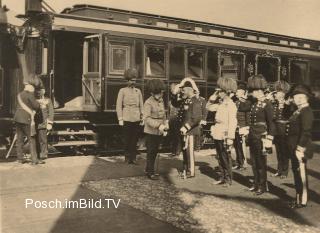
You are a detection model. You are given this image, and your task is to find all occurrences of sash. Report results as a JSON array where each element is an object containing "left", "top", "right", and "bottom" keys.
[{"left": 17, "top": 94, "right": 36, "bottom": 136}]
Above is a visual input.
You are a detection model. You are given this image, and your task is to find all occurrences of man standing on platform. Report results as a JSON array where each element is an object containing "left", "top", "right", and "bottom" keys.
[
  {"left": 35, "top": 87, "right": 54, "bottom": 161},
  {"left": 171, "top": 78, "right": 202, "bottom": 178},
  {"left": 116, "top": 68, "right": 144, "bottom": 165},
  {"left": 271, "top": 80, "right": 291, "bottom": 179}
]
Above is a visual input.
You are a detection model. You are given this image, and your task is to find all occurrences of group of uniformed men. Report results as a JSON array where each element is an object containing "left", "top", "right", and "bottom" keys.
[{"left": 117, "top": 68, "right": 314, "bottom": 209}]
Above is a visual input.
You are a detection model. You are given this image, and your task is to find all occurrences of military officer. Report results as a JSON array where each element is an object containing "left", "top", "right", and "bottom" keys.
[
  {"left": 143, "top": 79, "right": 168, "bottom": 180},
  {"left": 239, "top": 74, "right": 276, "bottom": 195},
  {"left": 35, "top": 88, "right": 54, "bottom": 161},
  {"left": 207, "top": 77, "right": 238, "bottom": 186},
  {"left": 172, "top": 78, "right": 202, "bottom": 178},
  {"left": 233, "top": 81, "right": 250, "bottom": 170},
  {"left": 286, "top": 84, "right": 314, "bottom": 208},
  {"left": 14, "top": 77, "right": 43, "bottom": 164},
  {"left": 271, "top": 80, "right": 291, "bottom": 178},
  {"left": 116, "top": 68, "right": 144, "bottom": 164}
]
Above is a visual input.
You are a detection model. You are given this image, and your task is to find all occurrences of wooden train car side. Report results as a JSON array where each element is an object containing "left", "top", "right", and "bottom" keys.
[{"left": 1, "top": 3, "right": 320, "bottom": 153}]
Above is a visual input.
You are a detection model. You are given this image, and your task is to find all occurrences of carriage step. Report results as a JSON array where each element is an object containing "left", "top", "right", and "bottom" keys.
[
  {"left": 54, "top": 120, "right": 90, "bottom": 124},
  {"left": 52, "top": 140, "right": 97, "bottom": 147},
  {"left": 51, "top": 130, "right": 95, "bottom": 136}
]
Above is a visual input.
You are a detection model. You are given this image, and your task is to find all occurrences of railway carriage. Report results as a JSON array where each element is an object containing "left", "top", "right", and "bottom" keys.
[{"left": 1, "top": 1, "right": 320, "bottom": 153}]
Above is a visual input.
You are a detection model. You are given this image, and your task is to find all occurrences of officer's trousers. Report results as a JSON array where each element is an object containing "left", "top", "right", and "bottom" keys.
[
  {"left": 234, "top": 129, "right": 245, "bottom": 167},
  {"left": 182, "top": 135, "right": 195, "bottom": 176},
  {"left": 36, "top": 128, "right": 48, "bottom": 159},
  {"left": 145, "top": 134, "right": 162, "bottom": 175},
  {"left": 214, "top": 140, "right": 232, "bottom": 183},
  {"left": 288, "top": 136, "right": 308, "bottom": 205},
  {"left": 123, "top": 121, "right": 140, "bottom": 162},
  {"left": 248, "top": 134, "right": 267, "bottom": 190},
  {"left": 16, "top": 122, "right": 38, "bottom": 163},
  {"left": 274, "top": 135, "right": 289, "bottom": 176}
]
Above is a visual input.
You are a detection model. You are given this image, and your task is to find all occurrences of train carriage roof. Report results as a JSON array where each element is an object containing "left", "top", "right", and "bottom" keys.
[{"left": 50, "top": 4, "right": 320, "bottom": 58}]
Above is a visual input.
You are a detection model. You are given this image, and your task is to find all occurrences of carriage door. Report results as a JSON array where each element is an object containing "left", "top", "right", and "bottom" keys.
[{"left": 82, "top": 34, "right": 106, "bottom": 111}]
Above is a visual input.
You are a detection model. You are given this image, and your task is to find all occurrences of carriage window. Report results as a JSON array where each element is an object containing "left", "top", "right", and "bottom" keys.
[
  {"left": 257, "top": 57, "right": 279, "bottom": 82},
  {"left": 290, "top": 61, "right": 308, "bottom": 84},
  {"left": 109, "top": 44, "right": 131, "bottom": 75},
  {"left": 207, "top": 49, "right": 219, "bottom": 82},
  {"left": 169, "top": 46, "right": 185, "bottom": 80},
  {"left": 88, "top": 39, "right": 100, "bottom": 72},
  {"left": 145, "top": 46, "right": 166, "bottom": 77},
  {"left": 187, "top": 50, "right": 204, "bottom": 79},
  {"left": 220, "top": 53, "right": 243, "bottom": 80},
  {"left": 0, "top": 67, "right": 3, "bottom": 107}
]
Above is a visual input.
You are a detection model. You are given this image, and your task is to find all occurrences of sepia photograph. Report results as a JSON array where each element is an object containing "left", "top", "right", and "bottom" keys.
[{"left": 0, "top": 0, "right": 320, "bottom": 232}]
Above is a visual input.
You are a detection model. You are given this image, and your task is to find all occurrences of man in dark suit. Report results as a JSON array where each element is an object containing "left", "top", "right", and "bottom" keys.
[
  {"left": 286, "top": 84, "right": 314, "bottom": 208},
  {"left": 14, "top": 78, "right": 43, "bottom": 164}
]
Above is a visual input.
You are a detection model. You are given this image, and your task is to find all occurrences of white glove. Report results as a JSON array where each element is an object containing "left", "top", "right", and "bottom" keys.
[
  {"left": 239, "top": 126, "right": 249, "bottom": 136},
  {"left": 119, "top": 120, "right": 124, "bottom": 126},
  {"left": 140, "top": 120, "right": 144, "bottom": 126},
  {"left": 209, "top": 91, "right": 219, "bottom": 102},
  {"left": 296, "top": 150, "right": 304, "bottom": 162},
  {"left": 200, "top": 120, "right": 207, "bottom": 126},
  {"left": 180, "top": 127, "right": 188, "bottom": 135},
  {"left": 173, "top": 84, "right": 182, "bottom": 95},
  {"left": 47, "top": 123, "right": 53, "bottom": 131},
  {"left": 159, "top": 124, "right": 166, "bottom": 133},
  {"left": 263, "top": 138, "right": 273, "bottom": 149},
  {"left": 226, "top": 139, "right": 233, "bottom": 146}
]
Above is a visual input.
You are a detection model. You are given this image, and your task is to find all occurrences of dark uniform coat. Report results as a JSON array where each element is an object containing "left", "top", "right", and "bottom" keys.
[
  {"left": 181, "top": 96, "right": 202, "bottom": 135},
  {"left": 35, "top": 98, "right": 54, "bottom": 129},
  {"left": 286, "top": 105, "right": 314, "bottom": 159},
  {"left": 14, "top": 90, "right": 40, "bottom": 124}
]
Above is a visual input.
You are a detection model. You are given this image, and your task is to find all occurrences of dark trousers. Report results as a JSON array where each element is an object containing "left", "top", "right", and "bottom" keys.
[
  {"left": 145, "top": 134, "right": 162, "bottom": 174},
  {"left": 288, "top": 137, "right": 308, "bottom": 205},
  {"left": 123, "top": 121, "right": 140, "bottom": 162},
  {"left": 214, "top": 140, "right": 232, "bottom": 183},
  {"left": 36, "top": 129, "right": 48, "bottom": 159},
  {"left": 169, "top": 119, "right": 182, "bottom": 155},
  {"left": 274, "top": 135, "right": 289, "bottom": 176},
  {"left": 248, "top": 134, "right": 267, "bottom": 190},
  {"left": 234, "top": 129, "right": 245, "bottom": 167},
  {"left": 16, "top": 122, "right": 37, "bottom": 162}
]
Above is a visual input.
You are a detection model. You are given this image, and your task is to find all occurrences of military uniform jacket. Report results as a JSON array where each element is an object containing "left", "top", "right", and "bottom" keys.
[
  {"left": 35, "top": 97, "right": 54, "bottom": 129},
  {"left": 239, "top": 99, "right": 276, "bottom": 138},
  {"left": 14, "top": 90, "right": 40, "bottom": 125},
  {"left": 116, "top": 86, "right": 143, "bottom": 122},
  {"left": 272, "top": 101, "right": 293, "bottom": 136},
  {"left": 235, "top": 100, "right": 249, "bottom": 128},
  {"left": 211, "top": 97, "right": 238, "bottom": 140},
  {"left": 181, "top": 96, "right": 202, "bottom": 135},
  {"left": 286, "top": 105, "right": 314, "bottom": 158},
  {"left": 143, "top": 96, "right": 167, "bottom": 135},
  {"left": 170, "top": 93, "right": 187, "bottom": 127}
]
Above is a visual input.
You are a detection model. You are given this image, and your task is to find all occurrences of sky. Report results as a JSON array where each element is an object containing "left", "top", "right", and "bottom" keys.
[{"left": 2, "top": 0, "right": 320, "bottom": 40}]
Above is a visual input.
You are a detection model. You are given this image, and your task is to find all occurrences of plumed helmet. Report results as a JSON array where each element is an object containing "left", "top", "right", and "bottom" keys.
[
  {"left": 273, "top": 80, "right": 291, "bottom": 94},
  {"left": 291, "top": 84, "right": 313, "bottom": 98},
  {"left": 180, "top": 77, "right": 199, "bottom": 93},
  {"left": 217, "top": 77, "right": 237, "bottom": 93},
  {"left": 124, "top": 68, "right": 138, "bottom": 80},
  {"left": 146, "top": 79, "right": 166, "bottom": 94},
  {"left": 247, "top": 74, "right": 267, "bottom": 91}
]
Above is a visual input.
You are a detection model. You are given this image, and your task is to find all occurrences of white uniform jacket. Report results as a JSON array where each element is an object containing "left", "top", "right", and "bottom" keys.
[{"left": 208, "top": 98, "right": 238, "bottom": 140}]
